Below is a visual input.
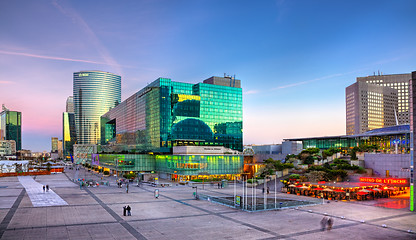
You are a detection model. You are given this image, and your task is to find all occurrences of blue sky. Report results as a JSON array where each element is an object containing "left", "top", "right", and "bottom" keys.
[{"left": 1, "top": 0, "right": 415, "bottom": 151}]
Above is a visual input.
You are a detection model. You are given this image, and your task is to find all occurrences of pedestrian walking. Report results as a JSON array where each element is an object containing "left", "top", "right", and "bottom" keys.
[
  {"left": 46, "top": 185, "right": 49, "bottom": 192},
  {"left": 126, "top": 205, "right": 131, "bottom": 216},
  {"left": 262, "top": 188, "right": 265, "bottom": 194},
  {"left": 327, "top": 217, "right": 333, "bottom": 231},
  {"left": 126, "top": 183, "right": 129, "bottom": 193},
  {"left": 123, "top": 206, "right": 126, "bottom": 216},
  {"left": 267, "top": 187, "right": 270, "bottom": 194},
  {"left": 43, "top": 185, "right": 45, "bottom": 192},
  {"left": 218, "top": 183, "right": 220, "bottom": 189},
  {"left": 320, "top": 217, "right": 328, "bottom": 231}
]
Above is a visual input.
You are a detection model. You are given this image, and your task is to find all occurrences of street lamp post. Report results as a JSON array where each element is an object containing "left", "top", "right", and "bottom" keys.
[{"left": 115, "top": 158, "right": 118, "bottom": 178}]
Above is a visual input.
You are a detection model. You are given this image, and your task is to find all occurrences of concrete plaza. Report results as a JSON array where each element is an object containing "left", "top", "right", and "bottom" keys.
[{"left": 0, "top": 169, "right": 415, "bottom": 240}]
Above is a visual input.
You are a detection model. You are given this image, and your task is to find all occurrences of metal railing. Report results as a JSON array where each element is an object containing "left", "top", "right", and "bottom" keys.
[{"left": 198, "top": 193, "right": 321, "bottom": 212}]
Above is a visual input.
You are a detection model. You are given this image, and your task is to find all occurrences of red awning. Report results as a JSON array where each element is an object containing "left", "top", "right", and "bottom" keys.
[
  {"left": 357, "top": 192, "right": 369, "bottom": 195},
  {"left": 334, "top": 189, "right": 345, "bottom": 192},
  {"left": 314, "top": 188, "right": 324, "bottom": 190}
]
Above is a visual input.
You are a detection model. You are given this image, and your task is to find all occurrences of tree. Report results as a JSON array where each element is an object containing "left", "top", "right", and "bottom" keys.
[
  {"left": 303, "top": 155, "right": 315, "bottom": 165},
  {"left": 349, "top": 146, "right": 359, "bottom": 160},
  {"left": 285, "top": 154, "right": 297, "bottom": 161},
  {"left": 259, "top": 158, "right": 294, "bottom": 178},
  {"left": 46, "top": 162, "right": 51, "bottom": 172},
  {"left": 305, "top": 171, "right": 327, "bottom": 182}
]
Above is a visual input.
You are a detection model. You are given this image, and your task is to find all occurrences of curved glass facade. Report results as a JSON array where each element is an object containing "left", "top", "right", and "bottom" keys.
[
  {"left": 101, "top": 76, "right": 243, "bottom": 152},
  {"left": 74, "top": 71, "right": 121, "bottom": 144},
  {"left": 89, "top": 153, "right": 243, "bottom": 178}
]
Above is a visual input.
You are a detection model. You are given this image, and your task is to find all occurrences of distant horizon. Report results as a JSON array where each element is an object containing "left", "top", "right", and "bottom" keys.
[
  {"left": 7, "top": 69, "right": 416, "bottom": 152},
  {"left": 1, "top": 0, "right": 415, "bottom": 152}
]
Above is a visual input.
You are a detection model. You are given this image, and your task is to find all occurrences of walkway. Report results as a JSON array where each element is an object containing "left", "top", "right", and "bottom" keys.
[
  {"left": 0, "top": 174, "right": 414, "bottom": 239},
  {"left": 17, "top": 176, "right": 68, "bottom": 207}
]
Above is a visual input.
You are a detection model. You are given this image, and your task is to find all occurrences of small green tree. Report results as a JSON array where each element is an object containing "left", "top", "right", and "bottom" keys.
[
  {"left": 288, "top": 174, "right": 300, "bottom": 179},
  {"left": 349, "top": 146, "right": 359, "bottom": 160},
  {"left": 285, "top": 154, "right": 297, "bottom": 161},
  {"left": 303, "top": 155, "right": 315, "bottom": 165},
  {"left": 305, "top": 171, "right": 327, "bottom": 182},
  {"left": 46, "top": 162, "right": 51, "bottom": 172}
]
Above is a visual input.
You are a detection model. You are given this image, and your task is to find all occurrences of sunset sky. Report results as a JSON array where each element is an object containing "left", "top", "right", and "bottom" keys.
[{"left": 1, "top": 0, "right": 416, "bottom": 151}]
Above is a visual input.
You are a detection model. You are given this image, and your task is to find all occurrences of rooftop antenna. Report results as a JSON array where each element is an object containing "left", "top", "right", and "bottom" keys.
[{"left": 2, "top": 104, "right": 8, "bottom": 111}]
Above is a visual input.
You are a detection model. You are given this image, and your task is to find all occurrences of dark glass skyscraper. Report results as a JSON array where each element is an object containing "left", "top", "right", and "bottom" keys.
[
  {"left": 73, "top": 71, "right": 121, "bottom": 145},
  {"left": 101, "top": 76, "right": 243, "bottom": 152},
  {"left": 0, "top": 106, "right": 22, "bottom": 151},
  {"left": 63, "top": 112, "right": 76, "bottom": 158}
]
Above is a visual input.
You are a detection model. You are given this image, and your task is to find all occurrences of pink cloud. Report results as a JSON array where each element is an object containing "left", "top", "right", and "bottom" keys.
[{"left": 0, "top": 80, "right": 15, "bottom": 84}]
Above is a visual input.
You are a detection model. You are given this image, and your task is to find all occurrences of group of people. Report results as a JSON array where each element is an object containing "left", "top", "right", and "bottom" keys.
[
  {"left": 320, "top": 217, "right": 334, "bottom": 231},
  {"left": 262, "top": 187, "right": 270, "bottom": 194},
  {"left": 42, "top": 185, "right": 49, "bottom": 192},
  {"left": 123, "top": 205, "right": 131, "bottom": 216},
  {"left": 117, "top": 179, "right": 123, "bottom": 188}
]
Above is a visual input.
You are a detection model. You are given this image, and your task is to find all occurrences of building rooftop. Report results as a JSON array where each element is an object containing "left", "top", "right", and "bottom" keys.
[{"left": 285, "top": 124, "right": 410, "bottom": 141}]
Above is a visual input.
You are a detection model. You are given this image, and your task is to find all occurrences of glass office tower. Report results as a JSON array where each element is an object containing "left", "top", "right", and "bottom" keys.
[
  {"left": 0, "top": 108, "right": 22, "bottom": 151},
  {"left": 73, "top": 71, "right": 121, "bottom": 145},
  {"left": 63, "top": 112, "right": 76, "bottom": 158},
  {"left": 101, "top": 76, "right": 243, "bottom": 152}
]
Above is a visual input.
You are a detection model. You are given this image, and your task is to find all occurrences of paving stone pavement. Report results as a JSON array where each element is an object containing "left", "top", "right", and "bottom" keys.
[
  {"left": 17, "top": 176, "right": 68, "bottom": 207},
  {"left": 0, "top": 170, "right": 414, "bottom": 240}
]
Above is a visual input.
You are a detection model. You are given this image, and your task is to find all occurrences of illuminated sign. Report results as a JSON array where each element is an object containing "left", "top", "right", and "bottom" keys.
[
  {"left": 78, "top": 73, "right": 89, "bottom": 77},
  {"left": 359, "top": 177, "right": 408, "bottom": 185}
]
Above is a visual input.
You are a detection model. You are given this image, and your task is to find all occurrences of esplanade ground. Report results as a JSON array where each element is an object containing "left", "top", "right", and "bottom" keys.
[{"left": 0, "top": 168, "right": 415, "bottom": 240}]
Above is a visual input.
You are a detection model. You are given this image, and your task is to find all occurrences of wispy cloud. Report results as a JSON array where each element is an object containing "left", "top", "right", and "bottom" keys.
[
  {"left": 272, "top": 73, "right": 344, "bottom": 90},
  {"left": 0, "top": 49, "right": 128, "bottom": 67},
  {"left": 52, "top": 0, "right": 123, "bottom": 74},
  {"left": 0, "top": 80, "right": 15, "bottom": 84},
  {"left": 244, "top": 90, "right": 259, "bottom": 95}
]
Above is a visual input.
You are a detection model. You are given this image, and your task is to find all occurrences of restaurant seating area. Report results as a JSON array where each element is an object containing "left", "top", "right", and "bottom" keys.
[{"left": 285, "top": 181, "right": 408, "bottom": 201}]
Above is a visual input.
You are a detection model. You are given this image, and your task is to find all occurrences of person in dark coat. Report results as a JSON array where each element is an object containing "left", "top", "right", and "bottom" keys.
[
  {"left": 43, "top": 185, "right": 45, "bottom": 192},
  {"left": 320, "top": 217, "right": 328, "bottom": 231},
  {"left": 46, "top": 185, "right": 49, "bottom": 192},
  {"left": 327, "top": 217, "right": 333, "bottom": 230},
  {"left": 126, "top": 205, "right": 131, "bottom": 216}
]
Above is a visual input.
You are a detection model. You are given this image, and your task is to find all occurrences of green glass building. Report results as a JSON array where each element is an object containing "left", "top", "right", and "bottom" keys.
[
  {"left": 0, "top": 107, "right": 22, "bottom": 151},
  {"left": 286, "top": 124, "right": 410, "bottom": 154},
  {"left": 95, "top": 76, "right": 243, "bottom": 180},
  {"left": 92, "top": 153, "right": 243, "bottom": 181},
  {"left": 73, "top": 71, "right": 121, "bottom": 145},
  {"left": 101, "top": 76, "right": 242, "bottom": 152}
]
